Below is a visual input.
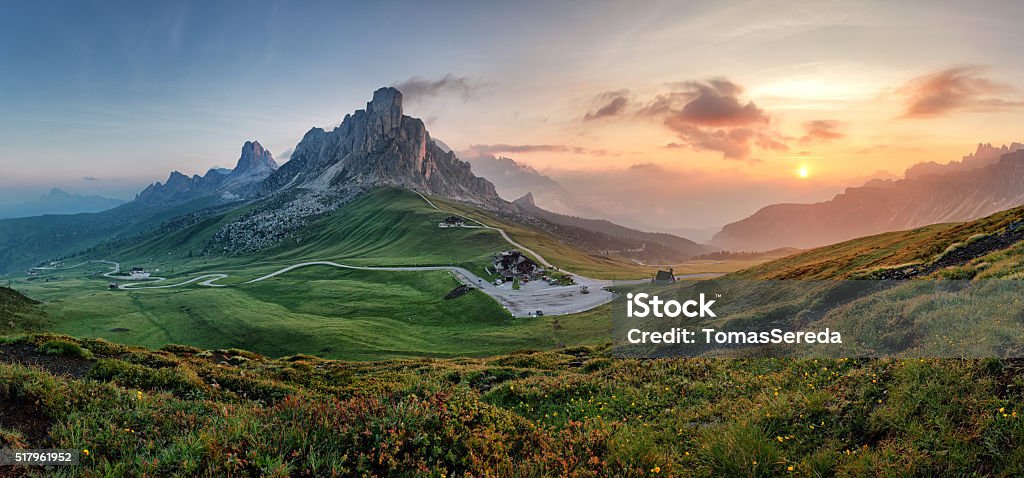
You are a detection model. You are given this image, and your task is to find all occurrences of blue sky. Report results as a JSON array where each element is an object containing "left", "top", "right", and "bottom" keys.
[{"left": 2, "top": 1, "right": 1023, "bottom": 227}]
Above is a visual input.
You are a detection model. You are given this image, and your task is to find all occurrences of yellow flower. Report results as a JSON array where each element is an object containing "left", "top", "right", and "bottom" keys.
[
  {"left": 788, "top": 465, "right": 795, "bottom": 471},
  {"left": 82, "top": 449, "right": 90, "bottom": 456},
  {"left": 1000, "top": 407, "right": 1006, "bottom": 413},
  {"left": 651, "top": 466, "right": 661, "bottom": 474}
]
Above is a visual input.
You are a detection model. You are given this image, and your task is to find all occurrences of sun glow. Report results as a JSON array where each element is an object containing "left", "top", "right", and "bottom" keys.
[{"left": 797, "top": 165, "right": 810, "bottom": 179}]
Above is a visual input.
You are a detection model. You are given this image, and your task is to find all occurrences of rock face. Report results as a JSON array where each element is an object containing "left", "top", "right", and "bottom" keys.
[
  {"left": 137, "top": 141, "right": 277, "bottom": 204},
  {"left": 234, "top": 140, "right": 278, "bottom": 176},
  {"left": 712, "top": 150, "right": 1024, "bottom": 251},
  {"left": 263, "top": 87, "right": 504, "bottom": 208}
]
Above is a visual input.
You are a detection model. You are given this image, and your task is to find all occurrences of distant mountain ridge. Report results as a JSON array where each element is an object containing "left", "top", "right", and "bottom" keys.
[
  {"left": 0, "top": 188, "right": 124, "bottom": 219},
  {"left": 904, "top": 142, "right": 1024, "bottom": 179},
  {"left": 713, "top": 148, "right": 1024, "bottom": 251},
  {"left": 136, "top": 140, "right": 278, "bottom": 204},
  {"left": 512, "top": 192, "right": 707, "bottom": 263}
]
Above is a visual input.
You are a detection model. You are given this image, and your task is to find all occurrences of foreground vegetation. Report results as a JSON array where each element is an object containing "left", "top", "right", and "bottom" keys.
[
  {"left": 2, "top": 334, "right": 1024, "bottom": 477},
  {"left": 6, "top": 195, "right": 1024, "bottom": 475}
]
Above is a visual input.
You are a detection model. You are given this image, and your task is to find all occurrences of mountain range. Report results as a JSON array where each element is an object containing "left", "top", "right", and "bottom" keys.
[
  {"left": 713, "top": 144, "right": 1024, "bottom": 251},
  {"left": 0, "top": 188, "right": 124, "bottom": 219},
  {"left": 0, "top": 87, "right": 705, "bottom": 273},
  {"left": 136, "top": 140, "right": 279, "bottom": 205}
]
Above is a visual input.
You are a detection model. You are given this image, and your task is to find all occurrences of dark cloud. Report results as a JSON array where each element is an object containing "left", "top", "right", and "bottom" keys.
[
  {"left": 465, "top": 144, "right": 615, "bottom": 156},
  {"left": 584, "top": 90, "right": 630, "bottom": 121},
  {"left": 638, "top": 79, "right": 785, "bottom": 159},
  {"left": 800, "top": 120, "right": 844, "bottom": 143},
  {"left": 900, "top": 66, "right": 1023, "bottom": 118},
  {"left": 393, "top": 74, "right": 484, "bottom": 101}
]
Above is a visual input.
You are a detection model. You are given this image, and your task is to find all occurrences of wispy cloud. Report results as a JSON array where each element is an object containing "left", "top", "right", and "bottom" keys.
[
  {"left": 584, "top": 90, "right": 630, "bottom": 121},
  {"left": 900, "top": 65, "right": 1023, "bottom": 118},
  {"left": 637, "top": 79, "right": 787, "bottom": 159},
  {"left": 799, "top": 120, "right": 844, "bottom": 143},
  {"left": 82, "top": 176, "right": 101, "bottom": 181},
  {"left": 393, "top": 74, "right": 485, "bottom": 101}
]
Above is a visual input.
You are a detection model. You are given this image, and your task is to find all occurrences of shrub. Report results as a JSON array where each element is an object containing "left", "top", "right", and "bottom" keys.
[{"left": 36, "top": 339, "right": 93, "bottom": 359}]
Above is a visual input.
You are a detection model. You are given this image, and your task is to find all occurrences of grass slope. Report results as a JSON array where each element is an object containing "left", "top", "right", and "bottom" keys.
[
  {"left": 21, "top": 265, "right": 616, "bottom": 361},
  {"left": 730, "top": 203, "right": 1024, "bottom": 280},
  {"left": 0, "top": 286, "right": 48, "bottom": 335},
  {"left": 429, "top": 195, "right": 658, "bottom": 280},
  {"left": 9, "top": 188, "right": 656, "bottom": 360},
  {"left": 3, "top": 334, "right": 1024, "bottom": 476}
]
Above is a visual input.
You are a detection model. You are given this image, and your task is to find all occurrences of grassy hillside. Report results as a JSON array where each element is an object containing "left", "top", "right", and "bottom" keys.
[
  {"left": 6, "top": 188, "right": 666, "bottom": 360},
  {"left": 3, "top": 334, "right": 1024, "bottom": 476},
  {"left": 430, "top": 195, "right": 658, "bottom": 280},
  {"left": 17, "top": 265, "right": 617, "bottom": 361},
  {"left": 729, "top": 204, "right": 1024, "bottom": 280},
  {"left": 0, "top": 196, "right": 232, "bottom": 275},
  {"left": 96, "top": 188, "right": 657, "bottom": 280},
  {"left": 0, "top": 286, "right": 48, "bottom": 335}
]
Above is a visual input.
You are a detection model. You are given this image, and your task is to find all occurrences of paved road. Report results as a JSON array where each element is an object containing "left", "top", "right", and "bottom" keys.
[
  {"left": 97, "top": 259, "right": 634, "bottom": 317},
  {"left": 74, "top": 191, "right": 721, "bottom": 317}
]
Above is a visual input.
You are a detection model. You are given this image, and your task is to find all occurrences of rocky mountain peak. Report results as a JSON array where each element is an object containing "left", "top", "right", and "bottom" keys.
[
  {"left": 514, "top": 192, "right": 537, "bottom": 208},
  {"left": 234, "top": 140, "right": 278, "bottom": 174},
  {"left": 261, "top": 87, "right": 505, "bottom": 209}
]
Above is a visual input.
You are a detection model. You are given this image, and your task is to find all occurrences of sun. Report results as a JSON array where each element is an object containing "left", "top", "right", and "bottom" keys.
[{"left": 797, "top": 165, "right": 810, "bottom": 179}]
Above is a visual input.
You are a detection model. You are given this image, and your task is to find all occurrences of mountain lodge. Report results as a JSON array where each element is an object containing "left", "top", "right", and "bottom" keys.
[
  {"left": 439, "top": 215, "right": 466, "bottom": 228},
  {"left": 493, "top": 250, "right": 543, "bottom": 281}
]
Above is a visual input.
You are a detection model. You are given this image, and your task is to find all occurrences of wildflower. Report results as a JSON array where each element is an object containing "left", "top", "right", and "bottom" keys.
[
  {"left": 82, "top": 449, "right": 90, "bottom": 457},
  {"left": 651, "top": 466, "right": 661, "bottom": 474},
  {"left": 1000, "top": 407, "right": 1006, "bottom": 413},
  {"left": 788, "top": 465, "right": 795, "bottom": 471}
]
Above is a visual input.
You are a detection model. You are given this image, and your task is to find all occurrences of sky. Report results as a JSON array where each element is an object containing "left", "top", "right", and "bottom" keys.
[{"left": 1, "top": 0, "right": 1023, "bottom": 228}]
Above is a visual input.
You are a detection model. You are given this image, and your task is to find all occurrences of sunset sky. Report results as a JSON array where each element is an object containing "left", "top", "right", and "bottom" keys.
[{"left": 2, "top": 0, "right": 1023, "bottom": 228}]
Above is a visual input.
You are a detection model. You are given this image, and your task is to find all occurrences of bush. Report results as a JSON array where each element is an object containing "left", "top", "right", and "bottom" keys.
[{"left": 36, "top": 339, "right": 93, "bottom": 359}]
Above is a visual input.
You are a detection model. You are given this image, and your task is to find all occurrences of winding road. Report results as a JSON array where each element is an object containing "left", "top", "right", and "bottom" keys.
[{"left": 70, "top": 190, "right": 711, "bottom": 317}]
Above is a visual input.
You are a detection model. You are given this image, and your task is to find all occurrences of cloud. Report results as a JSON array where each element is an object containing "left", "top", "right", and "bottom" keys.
[
  {"left": 276, "top": 147, "right": 294, "bottom": 162},
  {"left": 82, "top": 176, "right": 101, "bottom": 181},
  {"left": 393, "top": 74, "right": 484, "bottom": 101},
  {"left": 638, "top": 79, "right": 786, "bottom": 159},
  {"left": 584, "top": 90, "right": 630, "bottom": 121},
  {"left": 799, "top": 120, "right": 844, "bottom": 143},
  {"left": 464, "top": 144, "right": 616, "bottom": 156},
  {"left": 900, "top": 66, "right": 1023, "bottom": 118}
]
